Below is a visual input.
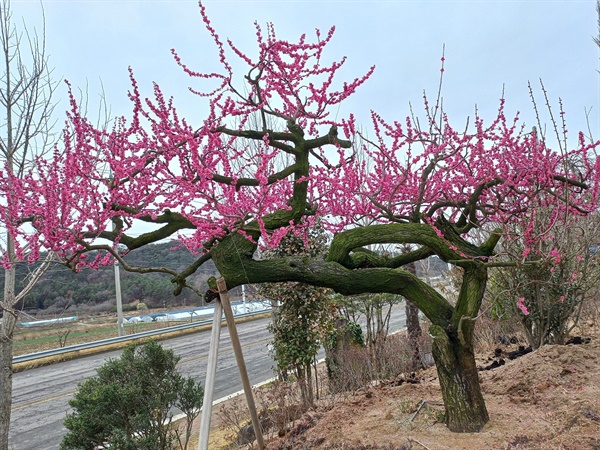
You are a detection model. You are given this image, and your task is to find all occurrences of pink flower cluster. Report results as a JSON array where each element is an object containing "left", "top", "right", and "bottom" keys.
[
  {"left": 1, "top": 2, "right": 599, "bottom": 277},
  {"left": 517, "top": 297, "right": 530, "bottom": 316}
]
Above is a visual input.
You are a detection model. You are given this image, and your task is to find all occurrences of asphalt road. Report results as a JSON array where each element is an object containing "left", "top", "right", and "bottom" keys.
[{"left": 9, "top": 306, "right": 407, "bottom": 450}]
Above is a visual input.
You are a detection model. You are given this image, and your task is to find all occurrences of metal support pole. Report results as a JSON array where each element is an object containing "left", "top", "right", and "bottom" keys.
[
  {"left": 197, "top": 300, "right": 223, "bottom": 450},
  {"left": 242, "top": 284, "right": 247, "bottom": 314},
  {"left": 217, "top": 278, "right": 265, "bottom": 450}
]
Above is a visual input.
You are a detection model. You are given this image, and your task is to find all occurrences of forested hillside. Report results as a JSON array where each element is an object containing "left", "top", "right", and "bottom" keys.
[{"left": 3, "top": 242, "right": 220, "bottom": 317}]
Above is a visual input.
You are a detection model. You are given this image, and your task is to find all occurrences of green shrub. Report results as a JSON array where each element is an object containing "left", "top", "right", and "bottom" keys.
[
  {"left": 61, "top": 340, "right": 203, "bottom": 450},
  {"left": 136, "top": 302, "right": 149, "bottom": 311}
]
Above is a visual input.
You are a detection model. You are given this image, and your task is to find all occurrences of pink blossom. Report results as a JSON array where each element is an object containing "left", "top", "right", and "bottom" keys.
[
  {"left": 2, "top": 2, "right": 600, "bottom": 289},
  {"left": 517, "top": 297, "right": 530, "bottom": 315},
  {"left": 548, "top": 248, "right": 561, "bottom": 264}
]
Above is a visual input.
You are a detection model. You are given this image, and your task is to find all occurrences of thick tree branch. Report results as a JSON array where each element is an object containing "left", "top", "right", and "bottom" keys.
[
  {"left": 346, "top": 246, "right": 434, "bottom": 269},
  {"left": 327, "top": 223, "right": 495, "bottom": 268},
  {"left": 455, "top": 178, "right": 504, "bottom": 230},
  {"left": 210, "top": 233, "right": 454, "bottom": 327},
  {"left": 552, "top": 174, "right": 588, "bottom": 190},
  {"left": 214, "top": 126, "right": 298, "bottom": 151},
  {"left": 211, "top": 162, "right": 300, "bottom": 189},
  {"left": 84, "top": 210, "right": 196, "bottom": 250},
  {"left": 304, "top": 125, "right": 351, "bottom": 151},
  {"left": 176, "top": 251, "right": 213, "bottom": 288}
]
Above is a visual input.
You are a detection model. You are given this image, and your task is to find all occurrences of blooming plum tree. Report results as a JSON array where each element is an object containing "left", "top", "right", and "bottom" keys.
[
  {"left": 490, "top": 210, "right": 600, "bottom": 349},
  {"left": 5, "top": 4, "right": 600, "bottom": 433}
]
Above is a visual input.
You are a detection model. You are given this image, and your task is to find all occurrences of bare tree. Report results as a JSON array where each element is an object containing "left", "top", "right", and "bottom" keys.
[
  {"left": 0, "top": 0, "right": 57, "bottom": 446},
  {"left": 594, "top": 0, "right": 600, "bottom": 49}
]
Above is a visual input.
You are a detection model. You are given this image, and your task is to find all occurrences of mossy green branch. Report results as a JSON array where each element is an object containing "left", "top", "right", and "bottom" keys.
[
  {"left": 346, "top": 246, "right": 434, "bottom": 269},
  {"left": 211, "top": 231, "right": 454, "bottom": 326},
  {"left": 328, "top": 223, "right": 472, "bottom": 265}
]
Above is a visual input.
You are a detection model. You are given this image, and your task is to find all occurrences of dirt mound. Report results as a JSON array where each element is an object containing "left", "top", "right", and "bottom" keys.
[
  {"left": 484, "top": 339, "right": 599, "bottom": 399},
  {"left": 266, "top": 339, "right": 600, "bottom": 450}
]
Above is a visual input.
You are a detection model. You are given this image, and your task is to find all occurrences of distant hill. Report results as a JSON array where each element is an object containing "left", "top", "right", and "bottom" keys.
[{"left": 4, "top": 242, "right": 221, "bottom": 317}]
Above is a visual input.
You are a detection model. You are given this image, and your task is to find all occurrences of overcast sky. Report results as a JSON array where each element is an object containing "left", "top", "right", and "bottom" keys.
[{"left": 9, "top": 0, "right": 600, "bottom": 151}]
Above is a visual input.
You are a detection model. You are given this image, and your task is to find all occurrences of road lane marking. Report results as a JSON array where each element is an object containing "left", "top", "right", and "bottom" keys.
[
  {"left": 12, "top": 390, "right": 76, "bottom": 412},
  {"left": 178, "top": 337, "right": 272, "bottom": 366}
]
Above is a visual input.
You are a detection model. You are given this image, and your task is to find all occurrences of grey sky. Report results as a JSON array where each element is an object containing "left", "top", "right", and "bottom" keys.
[{"left": 10, "top": 0, "right": 600, "bottom": 148}]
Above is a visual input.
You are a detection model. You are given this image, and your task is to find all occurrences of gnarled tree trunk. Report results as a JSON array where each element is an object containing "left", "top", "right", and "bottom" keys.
[
  {"left": 404, "top": 259, "right": 423, "bottom": 371},
  {"left": 430, "top": 324, "right": 488, "bottom": 432},
  {"left": 428, "top": 264, "right": 490, "bottom": 432}
]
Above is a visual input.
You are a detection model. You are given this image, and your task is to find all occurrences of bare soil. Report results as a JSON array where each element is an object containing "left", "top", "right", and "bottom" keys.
[{"left": 258, "top": 337, "right": 600, "bottom": 449}]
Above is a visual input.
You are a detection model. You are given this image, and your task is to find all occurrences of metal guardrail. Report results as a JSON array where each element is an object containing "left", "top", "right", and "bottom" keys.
[{"left": 13, "top": 310, "right": 268, "bottom": 365}]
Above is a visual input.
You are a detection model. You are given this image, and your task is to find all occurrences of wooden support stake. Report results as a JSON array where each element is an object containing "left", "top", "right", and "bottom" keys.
[
  {"left": 217, "top": 277, "right": 265, "bottom": 450},
  {"left": 197, "top": 299, "right": 223, "bottom": 450}
]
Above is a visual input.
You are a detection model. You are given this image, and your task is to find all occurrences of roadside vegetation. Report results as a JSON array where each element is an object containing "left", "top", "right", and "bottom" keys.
[{"left": 61, "top": 340, "right": 204, "bottom": 450}]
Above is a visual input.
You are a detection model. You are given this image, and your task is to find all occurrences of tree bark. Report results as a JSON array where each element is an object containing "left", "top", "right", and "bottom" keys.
[
  {"left": 0, "top": 264, "right": 16, "bottom": 448},
  {"left": 405, "top": 300, "right": 423, "bottom": 371},
  {"left": 0, "top": 333, "right": 14, "bottom": 448},
  {"left": 404, "top": 259, "right": 423, "bottom": 371},
  {"left": 427, "top": 264, "right": 490, "bottom": 432},
  {"left": 430, "top": 324, "right": 488, "bottom": 432}
]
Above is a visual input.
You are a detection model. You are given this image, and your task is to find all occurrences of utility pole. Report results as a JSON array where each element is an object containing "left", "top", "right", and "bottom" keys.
[
  {"left": 109, "top": 170, "right": 124, "bottom": 337},
  {"left": 114, "top": 259, "right": 124, "bottom": 336}
]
